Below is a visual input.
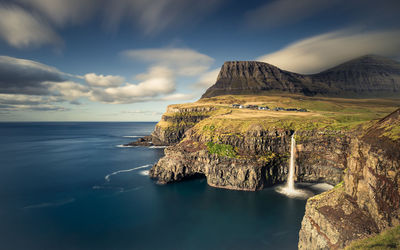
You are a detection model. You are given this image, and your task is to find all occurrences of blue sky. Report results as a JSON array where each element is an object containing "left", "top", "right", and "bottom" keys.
[{"left": 0, "top": 0, "right": 399, "bottom": 121}]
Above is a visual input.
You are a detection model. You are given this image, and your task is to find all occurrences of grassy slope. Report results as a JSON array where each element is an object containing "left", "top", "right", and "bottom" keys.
[
  {"left": 187, "top": 94, "right": 400, "bottom": 133},
  {"left": 345, "top": 225, "right": 400, "bottom": 249}
]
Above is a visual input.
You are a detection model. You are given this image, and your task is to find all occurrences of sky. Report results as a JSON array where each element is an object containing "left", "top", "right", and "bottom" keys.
[{"left": 0, "top": 0, "right": 399, "bottom": 121}]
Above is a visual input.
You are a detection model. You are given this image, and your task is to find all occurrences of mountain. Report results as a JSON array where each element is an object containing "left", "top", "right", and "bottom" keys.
[{"left": 201, "top": 55, "right": 400, "bottom": 98}]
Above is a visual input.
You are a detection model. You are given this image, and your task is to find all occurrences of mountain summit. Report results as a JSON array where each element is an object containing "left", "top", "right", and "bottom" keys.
[{"left": 201, "top": 55, "right": 400, "bottom": 98}]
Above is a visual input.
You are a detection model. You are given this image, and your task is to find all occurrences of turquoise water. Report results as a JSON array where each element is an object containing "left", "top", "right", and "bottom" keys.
[{"left": 0, "top": 122, "right": 312, "bottom": 250}]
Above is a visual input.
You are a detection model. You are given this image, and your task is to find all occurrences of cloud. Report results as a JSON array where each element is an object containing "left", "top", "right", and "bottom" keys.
[
  {"left": 245, "top": 0, "right": 400, "bottom": 30},
  {"left": 0, "top": 93, "right": 66, "bottom": 111},
  {"left": 122, "top": 48, "right": 214, "bottom": 76},
  {"left": 0, "top": 55, "right": 67, "bottom": 95},
  {"left": 102, "top": 0, "right": 224, "bottom": 35},
  {"left": 121, "top": 110, "right": 164, "bottom": 116},
  {"left": 257, "top": 29, "right": 400, "bottom": 74},
  {"left": 245, "top": 0, "right": 335, "bottom": 29},
  {"left": 16, "top": 0, "right": 97, "bottom": 26},
  {"left": 160, "top": 93, "right": 195, "bottom": 101},
  {"left": 0, "top": 0, "right": 223, "bottom": 49},
  {"left": 0, "top": 54, "right": 202, "bottom": 110},
  {"left": 47, "top": 81, "right": 89, "bottom": 100},
  {"left": 0, "top": 4, "right": 61, "bottom": 48},
  {"left": 0, "top": 55, "right": 90, "bottom": 110},
  {"left": 193, "top": 68, "right": 220, "bottom": 89},
  {"left": 84, "top": 73, "right": 125, "bottom": 87},
  {"left": 89, "top": 66, "right": 176, "bottom": 104}
]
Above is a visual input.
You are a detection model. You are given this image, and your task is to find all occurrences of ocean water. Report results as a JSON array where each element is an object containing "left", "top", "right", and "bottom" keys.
[{"left": 0, "top": 122, "right": 319, "bottom": 250}]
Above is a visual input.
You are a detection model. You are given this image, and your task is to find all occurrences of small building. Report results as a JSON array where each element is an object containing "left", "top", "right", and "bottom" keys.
[
  {"left": 232, "top": 104, "right": 240, "bottom": 108},
  {"left": 258, "top": 106, "right": 270, "bottom": 110},
  {"left": 247, "top": 105, "right": 259, "bottom": 109},
  {"left": 299, "top": 108, "right": 308, "bottom": 112},
  {"left": 286, "top": 108, "right": 298, "bottom": 112},
  {"left": 239, "top": 105, "right": 244, "bottom": 109},
  {"left": 274, "top": 107, "right": 285, "bottom": 111}
]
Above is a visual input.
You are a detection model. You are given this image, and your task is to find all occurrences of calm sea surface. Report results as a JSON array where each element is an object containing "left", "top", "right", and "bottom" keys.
[{"left": 0, "top": 122, "right": 315, "bottom": 250}]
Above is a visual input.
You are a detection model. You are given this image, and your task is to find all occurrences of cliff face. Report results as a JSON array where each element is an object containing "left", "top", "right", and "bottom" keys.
[
  {"left": 150, "top": 105, "right": 216, "bottom": 145},
  {"left": 149, "top": 110, "right": 350, "bottom": 190},
  {"left": 296, "top": 131, "right": 351, "bottom": 186},
  {"left": 201, "top": 61, "right": 311, "bottom": 98},
  {"left": 147, "top": 102, "right": 399, "bottom": 248},
  {"left": 298, "top": 109, "right": 400, "bottom": 249},
  {"left": 202, "top": 55, "right": 400, "bottom": 98}
]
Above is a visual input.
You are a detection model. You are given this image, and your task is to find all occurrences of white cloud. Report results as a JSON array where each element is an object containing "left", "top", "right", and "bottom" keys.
[
  {"left": 89, "top": 66, "right": 176, "bottom": 104},
  {"left": 47, "top": 81, "right": 89, "bottom": 100},
  {"left": 123, "top": 48, "right": 214, "bottom": 76},
  {"left": 84, "top": 73, "right": 125, "bottom": 87},
  {"left": 193, "top": 68, "right": 220, "bottom": 89},
  {"left": 0, "top": 54, "right": 206, "bottom": 109},
  {"left": 0, "top": 4, "right": 61, "bottom": 48},
  {"left": 160, "top": 93, "right": 195, "bottom": 101},
  {"left": 257, "top": 29, "right": 400, "bottom": 74}
]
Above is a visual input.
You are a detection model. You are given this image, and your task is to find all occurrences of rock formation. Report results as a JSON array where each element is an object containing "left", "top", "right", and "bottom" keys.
[
  {"left": 298, "top": 109, "right": 400, "bottom": 249},
  {"left": 148, "top": 108, "right": 351, "bottom": 190},
  {"left": 202, "top": 55, "right": 400, "bottom": 99}
]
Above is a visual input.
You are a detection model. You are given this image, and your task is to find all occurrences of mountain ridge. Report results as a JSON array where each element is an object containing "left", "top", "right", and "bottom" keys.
[{"left": 201, "top": 55, "right": 400, "bottom": 98}]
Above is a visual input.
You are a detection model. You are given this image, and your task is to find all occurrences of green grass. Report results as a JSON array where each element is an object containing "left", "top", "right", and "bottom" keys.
[
  {"left": 206, "top": 141, "right": 237, "bottom": 158},
  {"left": 191, "top": 95, "right": 400, "bottom": 134},
  {"left": 345, "top": 225, "right": 400, "bottom": 250},
  {"left": 156, "top": 94, "right": 400, "bottom": 142}
]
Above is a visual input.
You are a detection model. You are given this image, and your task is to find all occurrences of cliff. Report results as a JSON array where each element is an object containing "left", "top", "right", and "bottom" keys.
[
  {"left": 201, "top": 61, "right": 313, "bottom": 98},
  {"left": 150, "top": 126, "right": 350, "bottom": 190},
  {"left": 146, "top": 95, "right": 400, "bottom": 189},
  {"left": 202, "top": 55, "right": 400, "bottom": 99},
  {"left": 142, "top": 95, "right": 400, "bottom": 249},
  {"left": 298, "top": 108, "right": 400, "bottom": 249}
]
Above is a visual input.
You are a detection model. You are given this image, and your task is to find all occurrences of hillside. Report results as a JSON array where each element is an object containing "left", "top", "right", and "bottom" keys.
[{"left": 202, "top": 55, "right": 400, "bottom": 98}]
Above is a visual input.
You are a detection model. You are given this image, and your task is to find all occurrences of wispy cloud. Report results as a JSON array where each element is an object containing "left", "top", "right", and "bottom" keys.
[
  {"left": 160, "top": 93, "right": 195, "bottom": 101},
  {"left": 101, "top": 0, "right": 224, "bottom": 35},
  {"left": 122, "top": 48, "right": 214, "bottom": 76},
  {"left": 245, "top": 0, "right": 336, "bottom": 29},
  {"left": 1, "top": 0, "right": 224, "bottom": 49},
  {"left": 257, "top": 29, "right": 400, "bottom": 74},
  {"left": 0, "top": 4, "right": 62, "bottom": 48},
  {"left": 245, "top": 0, "right": 400, "bottom": 30},
  {"left": 16, "top": 0, "right": 97, "bottom": 27},
  {"left": 193, "top": 68, "right": 220, "bottom": 89},
  {"left": 0, "top": 94, "right": 67, "bottom": 111}
]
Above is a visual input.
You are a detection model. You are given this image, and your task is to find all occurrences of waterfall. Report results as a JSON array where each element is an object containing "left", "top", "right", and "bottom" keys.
[
  {"left": 276, "top": 132, "right": 331, "bottom": 198},
  {"left": 286, "top": 133, "right": 296, "bottom": 191}
]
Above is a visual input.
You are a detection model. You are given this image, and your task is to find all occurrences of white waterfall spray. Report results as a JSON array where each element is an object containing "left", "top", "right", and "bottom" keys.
[
  {"left": 287, "top": 133, "right": 296, "bottom": 191},
  {"left": 276, "top": 132, "right": 334, "bottom": 198}
]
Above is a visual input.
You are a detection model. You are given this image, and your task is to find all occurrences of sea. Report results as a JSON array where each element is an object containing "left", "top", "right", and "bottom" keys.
[{"left": 0, "top": 122, "right": 327, "bottom": 250}]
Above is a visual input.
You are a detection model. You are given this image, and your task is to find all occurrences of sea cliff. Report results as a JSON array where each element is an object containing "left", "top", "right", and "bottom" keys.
[
  {"left": 138, "top": 94, "right": 399, "bottom": 249},
  {"left": 298, "top": 108, "right": 400, "bottom": 249}
]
